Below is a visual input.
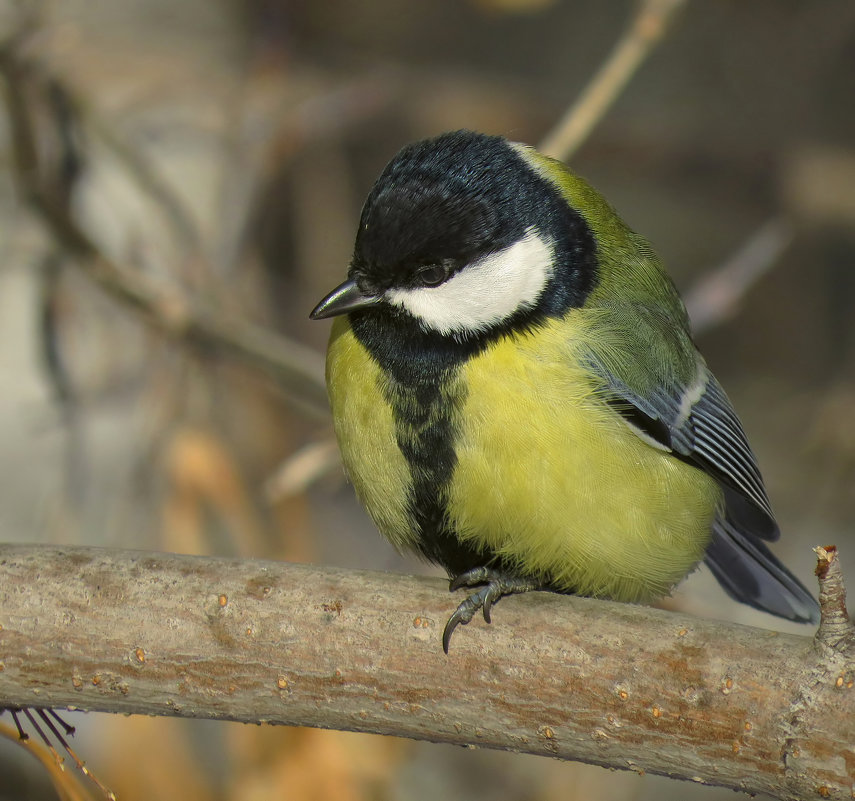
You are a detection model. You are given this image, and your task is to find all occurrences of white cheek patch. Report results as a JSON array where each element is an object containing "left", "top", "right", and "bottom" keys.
[{"left": 385, "top": 227, "right": 554, "bottom": 336}]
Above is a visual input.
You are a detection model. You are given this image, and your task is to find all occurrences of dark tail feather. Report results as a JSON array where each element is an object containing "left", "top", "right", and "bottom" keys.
[{"left": 705, "top": 518, "right": 819, "bottom": 624}]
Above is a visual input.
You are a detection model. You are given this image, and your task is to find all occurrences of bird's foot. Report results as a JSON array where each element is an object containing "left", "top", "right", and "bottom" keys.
[{"left": 443, "top": 567, "right": 538, "bottom": 653}]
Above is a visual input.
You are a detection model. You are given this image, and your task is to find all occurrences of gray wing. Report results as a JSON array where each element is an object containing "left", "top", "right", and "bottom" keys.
[
  {"left": 602, "top": 365, "right": 779, "bottom": 541},
  {"left": 600, "top": 364, "right": 819, "bottom": 623}
]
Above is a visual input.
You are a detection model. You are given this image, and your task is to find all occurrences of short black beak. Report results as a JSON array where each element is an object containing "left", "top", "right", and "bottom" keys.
[{"left": 310, "top": 279, "right": 381, "bottom": 320}]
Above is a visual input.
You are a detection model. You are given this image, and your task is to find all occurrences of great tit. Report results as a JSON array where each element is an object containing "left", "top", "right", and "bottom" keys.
[{"left": 311, "top": 130, "right": 819, "bottom": 652}]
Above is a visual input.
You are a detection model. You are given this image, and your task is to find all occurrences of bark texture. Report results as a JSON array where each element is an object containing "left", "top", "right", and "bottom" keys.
[{"left": 0, "top": 544, "right": 853, "bottom": 800}]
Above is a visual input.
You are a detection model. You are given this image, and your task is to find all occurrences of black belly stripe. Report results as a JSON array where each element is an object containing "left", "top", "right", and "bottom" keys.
[
  {"left": 350, "top": 309, "right": 504, "bottom": 574},
  {"left": 385, "top": 365, "right": 498, "bottom": 574},
  {"left": 391, "top": 375, "right": 456, "bottom": 535}
]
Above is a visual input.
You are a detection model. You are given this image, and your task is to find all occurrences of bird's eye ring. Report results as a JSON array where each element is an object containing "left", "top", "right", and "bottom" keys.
[{"left": 417, "top": 264, "right": 449, "bottom": 287}]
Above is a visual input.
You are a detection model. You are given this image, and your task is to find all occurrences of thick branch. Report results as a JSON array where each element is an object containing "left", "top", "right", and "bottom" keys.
[{"left": 0, "top": 545, "right": 852, "bottom": 799}]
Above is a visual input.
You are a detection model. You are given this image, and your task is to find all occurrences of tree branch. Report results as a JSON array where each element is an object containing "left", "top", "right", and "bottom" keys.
[
  {"left": 539, "top": 0, "right": 689, "bottom": 162},
  {"left": 0, "top": 544, "right": 852, "bottom": 800}
]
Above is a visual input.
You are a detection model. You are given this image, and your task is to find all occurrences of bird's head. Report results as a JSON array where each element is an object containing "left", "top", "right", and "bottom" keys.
[{"left": 311, "top": 130, "right": 598, "bottom": 342}]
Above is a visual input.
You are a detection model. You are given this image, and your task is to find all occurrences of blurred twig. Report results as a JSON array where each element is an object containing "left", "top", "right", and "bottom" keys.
[
  {"left": 684, "top": 217, "right": 794, "bottom": 335},
  {"left": 539, "top": 0, "right": 688, "bottom": 161},
  {"left": 213, "top": 67, "right": 400, "bottom": 275},
  {"left": 83, "top": 98, "right": 203, "bottom": 253},
  {"left": 0, "top": 40, "right": 329, "bottom": 416},
  {"left": 0, "top": 712, "right": 108, "bottom": 801},
  {"left": 537, "top": 0, "right": 790, "bottom": 339},
  {"left": 36, "top": 77, "right": 90, "bottom": 505},
  {"left": 0, "top": 544, "right": 852, "bottom": 800},
  {"left": 264, "top": 438, "right": 341, "bottom": 502}
]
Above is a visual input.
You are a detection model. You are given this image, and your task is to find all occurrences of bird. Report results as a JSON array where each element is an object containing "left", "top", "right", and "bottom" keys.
[{"left": 310, "top": 129, "right": 819, "bottom": 652}]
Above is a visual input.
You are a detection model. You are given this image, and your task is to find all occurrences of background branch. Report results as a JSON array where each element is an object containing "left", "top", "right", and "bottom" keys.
[
  {"left": 0, "top": 43, "right": 329, "bottom": 417},
  {"left": 684, "top": 217, "right": 794, "bottom": 336},
  {"left": 0, "top": 720, "right": 97, "bottom": 801},
  {"left": 0, "top": 544, "right": 852, "bottom": 801},
  {"left": 539, "top": 0, "right": 689, "bottom": 161}
]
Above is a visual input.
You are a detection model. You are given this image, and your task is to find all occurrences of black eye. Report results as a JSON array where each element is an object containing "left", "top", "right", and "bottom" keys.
[{"left": 417, "top": 264, "right": 449, "bottom": 287}]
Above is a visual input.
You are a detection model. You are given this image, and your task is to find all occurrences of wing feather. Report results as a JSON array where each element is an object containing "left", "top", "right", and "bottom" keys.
[{"left": 598, "top": 363, "right": 779, "bottom": 541}]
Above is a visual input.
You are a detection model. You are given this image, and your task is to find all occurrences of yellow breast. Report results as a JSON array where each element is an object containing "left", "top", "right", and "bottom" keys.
[
  {"left": 446, "top": 314, "right": 723, "bottom": 601},
  {"left": 327, "top": 313, "right": 722, "bottom": 603},
  {"left": 326, "top": 317, "right": 418, "bottom": 551}
]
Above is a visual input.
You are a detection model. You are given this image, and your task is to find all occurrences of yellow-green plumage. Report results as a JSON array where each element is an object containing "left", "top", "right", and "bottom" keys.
[
  {"left": 328, "top": 311, "right": 722, "bottom": 602},
  {"left": 312, "top": 130, "right": 819, "bottom": 645},
  {"left": 323, "top": 137, "right": 722, "bottom": 599},
  {"left": 448, "top": 317, "right": 721, "bottom": 601},
  {"left": 517, "top": 144, "right": 700, "bottom": 398},
  {"left": 327, "top": 316, "right": 416, "bottom": 550}
]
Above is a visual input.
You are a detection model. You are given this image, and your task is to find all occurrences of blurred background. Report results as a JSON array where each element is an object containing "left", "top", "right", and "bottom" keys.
[{"left": 0, "top": 0, "right": 853, "bottom": 798}]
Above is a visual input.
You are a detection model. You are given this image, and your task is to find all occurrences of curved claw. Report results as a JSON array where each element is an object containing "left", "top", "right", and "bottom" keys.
[
  {"left": 443, "top": 569, "right": 540, "bottom": 652},
  {"left": 482, "top": 593, "right": 493, "bottom": 624},
  {"left": 442, "top": 614, "right": 461, "bottom": 654},
  {"left": 442, "top": 602, "right": 475, "bottom": 653}
]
